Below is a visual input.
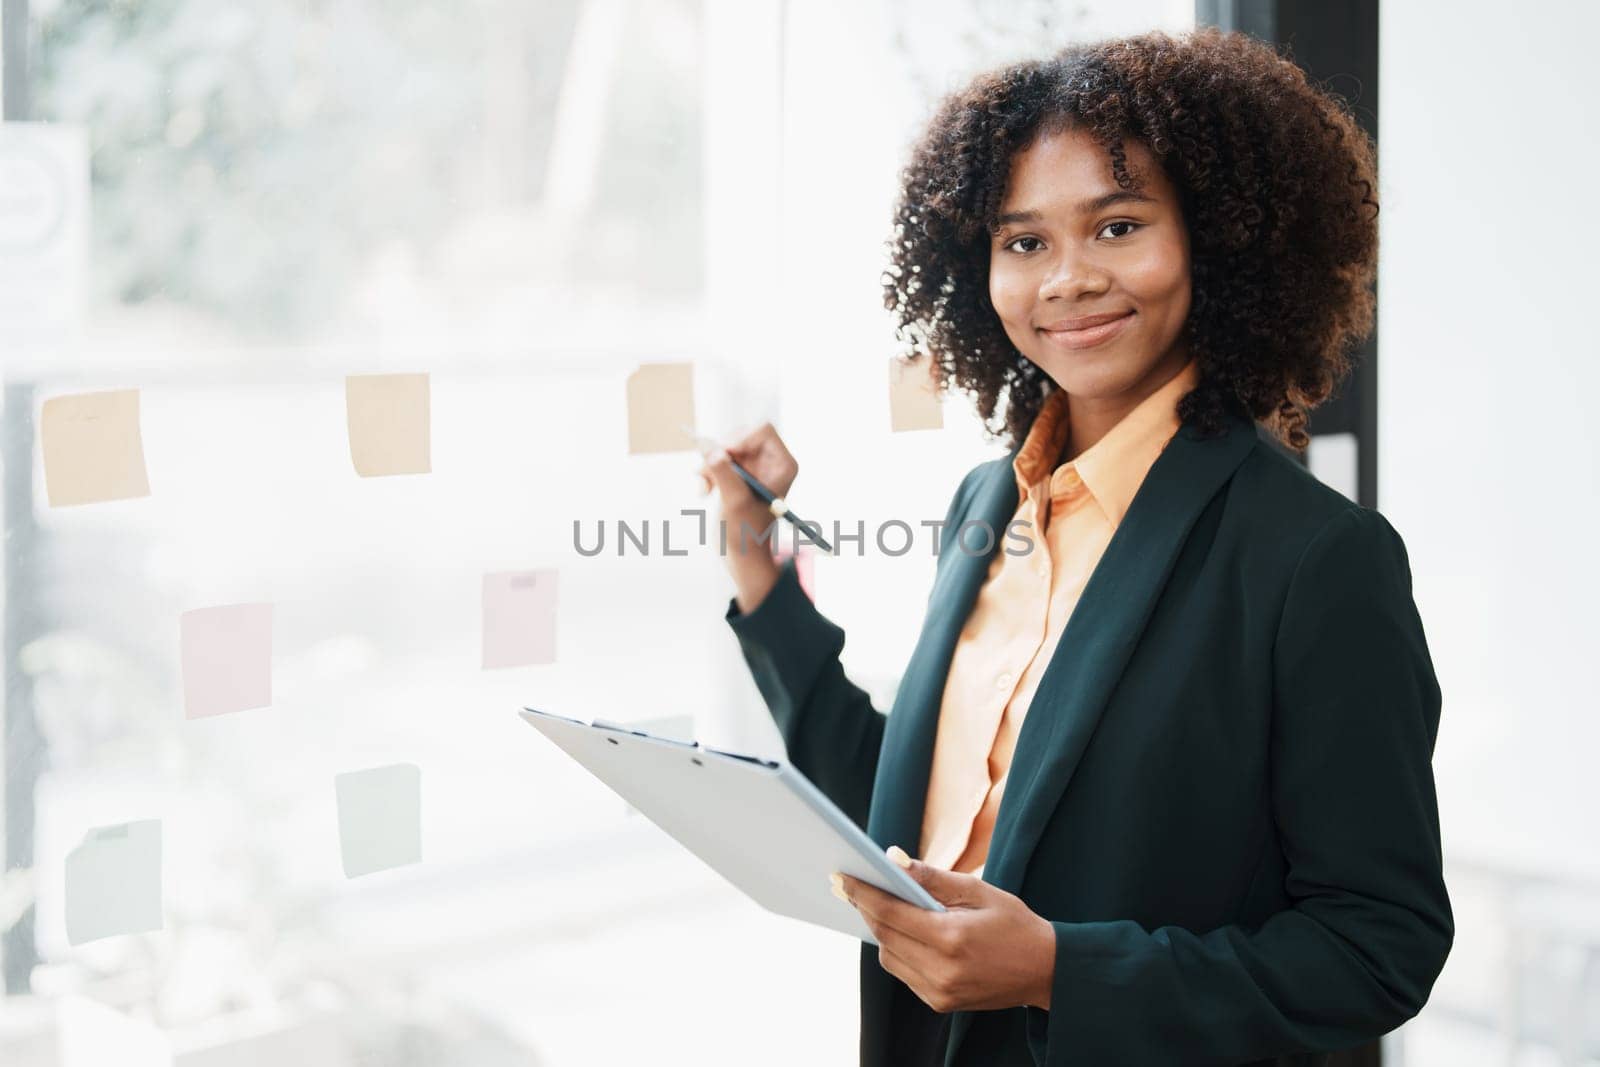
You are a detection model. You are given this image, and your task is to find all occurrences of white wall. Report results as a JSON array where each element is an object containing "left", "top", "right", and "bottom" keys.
[
  {"left": 1381, "top": 4, "right": 1600, "bottom": 1060},
  {"left": 1380, "top": 0, "right": 1600, "bottom": 883}
]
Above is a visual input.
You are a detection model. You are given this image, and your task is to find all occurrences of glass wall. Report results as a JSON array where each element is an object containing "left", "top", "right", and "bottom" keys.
[{"left": 19, "top": 1, "right": 1587, "bottom": 1065}]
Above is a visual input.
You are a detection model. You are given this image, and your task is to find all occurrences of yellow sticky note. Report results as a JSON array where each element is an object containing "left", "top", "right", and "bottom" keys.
[
  {"left": 888, "top": 356, "right": 943, "bottom": 432},
  {"left": 346, "top": 373, "right": 431, "bottom": 476},
  {"left": 40, "top": 389, "right": 152, "bottom": 506},
  {"left": 626, "top": 362, "right": 696, "bottom": 454}
]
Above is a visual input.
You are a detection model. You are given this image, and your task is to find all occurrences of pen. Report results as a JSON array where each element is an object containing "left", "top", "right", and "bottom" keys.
[{"left": 684, "top": 424, "right": 833, "bottom": 553}]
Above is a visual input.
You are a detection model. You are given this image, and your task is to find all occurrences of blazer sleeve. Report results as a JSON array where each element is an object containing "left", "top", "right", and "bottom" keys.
[
  {"left": 1025, "top": 505, "right": 1455, "bottom": 1064},
  {"left": 724, "top": 555, "right": 884, "bottom": 829},
  {"left": 723, "top": 462, "right": 988, "bottom": 832}
]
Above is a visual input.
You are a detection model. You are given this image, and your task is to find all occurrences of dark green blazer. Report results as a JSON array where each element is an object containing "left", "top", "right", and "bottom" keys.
[{"left": 724, "top": 408, "right": 1452, "bottom": 1066}]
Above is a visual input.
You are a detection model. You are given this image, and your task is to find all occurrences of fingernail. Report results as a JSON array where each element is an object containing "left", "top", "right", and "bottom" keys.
[
  {"left": 708, "top": 449, "right": 726, "bottom": 464},
  {"left": 887, "top": 845, "right": 912, "bottom": 869},
  {"left": 829, "top": 872, "right": 848, "bottom": 902}
]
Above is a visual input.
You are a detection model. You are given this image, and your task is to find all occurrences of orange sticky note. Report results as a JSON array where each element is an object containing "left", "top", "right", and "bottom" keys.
[
  {"left": 179, "top": 603, "right": 273, "bottom": 719},
  {"left": 888, "top": 356, "right": 943, "bottom": 432},
  {"left": 626, "top": 362, "right": 696, "bottom": 454},
  {"left": 40, "top": 389, "right": 152, "bottom": 506},
  {"left": 482, "top": 569, "right": 558, "bottom": 669},
  {"left": 346, "top": 373, "right": 431, "bottom": 476}
]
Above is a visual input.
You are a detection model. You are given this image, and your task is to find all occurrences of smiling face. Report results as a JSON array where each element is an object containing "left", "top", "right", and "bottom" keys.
[{"left": 988, "top": 125, "right": 1194, "bottom": 451}]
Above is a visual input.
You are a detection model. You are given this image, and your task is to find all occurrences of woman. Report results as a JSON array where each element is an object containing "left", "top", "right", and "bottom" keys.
[{"left": 697, "top": 27, "right": 1450, "bottom": 1067}]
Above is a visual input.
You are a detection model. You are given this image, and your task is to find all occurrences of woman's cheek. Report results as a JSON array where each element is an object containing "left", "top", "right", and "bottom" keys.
[
  {"left": 1126, "top": 241, "right": 1191, "bottom": 307},
  {"left": 988, "top": 268, "right": 1032, "bottom": 326}
]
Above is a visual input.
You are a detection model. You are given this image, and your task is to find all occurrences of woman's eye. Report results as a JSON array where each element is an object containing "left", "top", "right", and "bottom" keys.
[{"left": 1005, "top": 223, "right": 1138, "bottom": 253}]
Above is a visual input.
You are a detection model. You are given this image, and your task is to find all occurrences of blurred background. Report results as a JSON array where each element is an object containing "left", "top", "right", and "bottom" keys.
[{"left": 1, "top": 0, "right": 1596, "bottom": 1063}]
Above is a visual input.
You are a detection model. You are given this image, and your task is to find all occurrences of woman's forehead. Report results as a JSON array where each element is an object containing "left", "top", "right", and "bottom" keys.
[{"left": 1001, "top": 129, "right": 1169, "bottom": 213}]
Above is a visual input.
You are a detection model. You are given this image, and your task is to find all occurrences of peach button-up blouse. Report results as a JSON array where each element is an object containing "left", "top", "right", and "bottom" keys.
[{"left": 918, "top": 356, "right": 1202, "bottom": 875}]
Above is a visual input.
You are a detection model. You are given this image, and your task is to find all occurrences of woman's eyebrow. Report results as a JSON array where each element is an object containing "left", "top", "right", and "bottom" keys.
[{"left": 994, "top": 190, "right": 1157, "bottom": 227}]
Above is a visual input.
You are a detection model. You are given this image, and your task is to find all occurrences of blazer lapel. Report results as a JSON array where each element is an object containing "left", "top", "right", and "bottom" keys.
[
  {"left": 941, "top": 410, "right": 1258, "bottom": 1065},
  {"left": 865, "top": 455, "right": 1023, "bottom": 854},
  {"left": 981, "top": 410, "right": 1257, "bottom": 893}
]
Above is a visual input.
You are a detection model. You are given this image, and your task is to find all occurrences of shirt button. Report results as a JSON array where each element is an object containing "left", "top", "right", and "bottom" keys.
[{"left": 996, "top": 672, "right": 1013, "bottom": 690}]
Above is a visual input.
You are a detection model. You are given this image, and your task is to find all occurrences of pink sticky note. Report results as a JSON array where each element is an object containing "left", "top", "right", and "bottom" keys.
[
  {"left": 482, "top": 570, "right": 557, "bottom": 669},
  {"left": 179, "top": 603, "right": 273, "bottom": 719}
]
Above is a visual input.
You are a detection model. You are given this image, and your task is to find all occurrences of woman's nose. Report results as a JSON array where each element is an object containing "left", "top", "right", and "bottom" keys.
[{"left": 1038, "top": 251, "right": 1110, "bottom": 301}]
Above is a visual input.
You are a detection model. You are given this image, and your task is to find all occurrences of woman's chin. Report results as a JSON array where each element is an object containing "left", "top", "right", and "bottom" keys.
[{"left": 1032, "top": 352, "right": 1133, "bottom": 397}]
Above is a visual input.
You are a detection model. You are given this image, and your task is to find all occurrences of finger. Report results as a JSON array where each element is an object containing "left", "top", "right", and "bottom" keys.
[
  {"left": 704, "top": 450, "right": 751, "bottom": 502},
  {"left": 875, "top": 938, "right": 922, "bottom": 990},
  {"left": 889, "top": 847, "right": 985, "bottom": 909},
  {"left": 840, "top": 875, "right": 942, "bottom": 948},
  {"left": 847, "top": 890, "right": 899, "bottom": 960},
  {"left": 858, "top": 903, "right": 972, "bottom": 1013},
  {"left": 735, "top": 421, "right": 773, "bottom": 451},
  {"left": 850, "top": 889, "right": 958, "bottom": 1002},
  {"left": 876, "top": 940, "right": 955, "bottom": 1015},
  {"left": 876, "top": 921, "right": 947, "bottom": 985},
  {"left": 737, "top": 427, "right": 787, "bottom": 471},
  {"left": 870, "top": 912, "right": 953, "bottom": 976}
]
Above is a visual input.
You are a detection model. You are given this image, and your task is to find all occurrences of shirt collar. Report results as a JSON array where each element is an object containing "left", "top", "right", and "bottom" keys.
[{"left": 1012, "top": 355, "right": 1201, "bottom": 528}]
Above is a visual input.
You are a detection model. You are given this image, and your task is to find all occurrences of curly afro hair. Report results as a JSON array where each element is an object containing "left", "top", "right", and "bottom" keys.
[{"left": 880, "top": 26, "right": 1379, "bottom": 453}]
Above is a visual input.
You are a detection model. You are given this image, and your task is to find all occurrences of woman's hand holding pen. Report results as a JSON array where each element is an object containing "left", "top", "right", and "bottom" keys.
[
  {"left": 834, "top": 847, "right": 1058, "bottom": 1014},
  {"left": 696, "top": 422, "right": 800, "bottom": 616}
]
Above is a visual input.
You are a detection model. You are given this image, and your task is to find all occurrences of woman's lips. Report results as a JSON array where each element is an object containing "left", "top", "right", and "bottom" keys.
[{"left": 1038, "top": 310, "right": 1135, "bottom": 349}]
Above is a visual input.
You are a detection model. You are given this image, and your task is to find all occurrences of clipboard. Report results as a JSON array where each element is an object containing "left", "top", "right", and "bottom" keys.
[{"left": 518, "top": 707, "right": 946, "bottom": 944}]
